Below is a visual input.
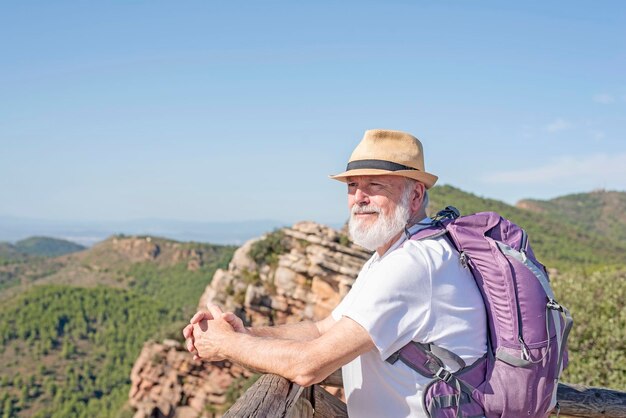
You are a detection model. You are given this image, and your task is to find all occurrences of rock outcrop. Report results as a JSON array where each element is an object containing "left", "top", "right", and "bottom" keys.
[
  {"left": 129, "top": 221, "right": 370, "bottom": 417},
  {"left": 199, "top": 222, "right": 369, "bottom": 326},
  {"left": 76, "top": 235, "right": 224, "bottom": 270},
  {"left": 129, "top": 339, "right": 253, "bottom": 418}
]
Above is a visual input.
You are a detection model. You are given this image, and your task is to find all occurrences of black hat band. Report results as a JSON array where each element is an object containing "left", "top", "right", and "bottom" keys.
[{"left": 346, "top": 159, "right": 417, "bottom": 172}]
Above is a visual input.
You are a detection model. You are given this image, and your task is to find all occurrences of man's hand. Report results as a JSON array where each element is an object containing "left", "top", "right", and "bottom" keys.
[
  {"left": 182, "top": 304, "right": 248, "bottom": 360},
  {"left": 182, "top": 308, "right": 216, "bottom": 357},
  {"left": 220, "top": 311, "right": 248, "bottom": 334},
  {"left": 192, "top": 314, "right": 237, "bottom": 361}
]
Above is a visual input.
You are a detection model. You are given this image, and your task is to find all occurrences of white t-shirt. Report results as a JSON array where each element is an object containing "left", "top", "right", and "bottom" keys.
[{"left": 332, "top": 222, "right": 487, "bottom": 418}]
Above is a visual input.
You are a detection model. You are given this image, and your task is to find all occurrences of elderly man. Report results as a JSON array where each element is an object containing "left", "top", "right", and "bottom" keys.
[{"left": 183, "top": 129, "right": 487, "bottom": 417}]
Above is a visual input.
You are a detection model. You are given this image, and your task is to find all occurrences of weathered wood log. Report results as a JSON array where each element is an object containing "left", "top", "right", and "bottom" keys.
[
  {"left": 223, "top": 374, "right": 303, "bottom": 418},
  {"left": 286, "top": 386, "right": 314, "bottom": 418},
  {"left": 287, "top": 396, "right": 314, "bottom": 418},
  {"left": 225, "top": 371, "right": 626, "bottom": 418},
  {"left": 319, "top": 369, "right": 343, "bottom": 388},
  {"left": 310, "top": 384, "right": 348, "bottom": 418},
  {"left": 321, "top": 370, "right": 626, "bottom": 417},
  {"left": 557, "top": 383, "right": 626, "bottom": 418}
]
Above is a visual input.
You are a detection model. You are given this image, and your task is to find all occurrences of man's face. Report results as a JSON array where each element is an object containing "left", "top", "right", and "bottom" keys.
[
  {"left": 347, "top": 175, "right": 412, "bottom": 251},
  {"left": 347, "top": 175, "right": 407, "bottom": 227}
]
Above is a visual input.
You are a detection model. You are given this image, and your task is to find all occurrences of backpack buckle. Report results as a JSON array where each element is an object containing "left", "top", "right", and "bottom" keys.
[
  {"left": 434, "top": 206, "right": 460, "bottom": 221},
  {"left": 434, "top": 367, "right": 453, "bottom": 383},
  {"left": 386, "top": 351, "right": 400, "bottom": 365},
  {"left": 547, "top": 299, "right": 563, "bottom": 312}
]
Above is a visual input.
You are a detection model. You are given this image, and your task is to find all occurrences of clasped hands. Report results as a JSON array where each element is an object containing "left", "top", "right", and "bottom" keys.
[{"left": 182, "top": 304, "right": 247, "bottom": 361}]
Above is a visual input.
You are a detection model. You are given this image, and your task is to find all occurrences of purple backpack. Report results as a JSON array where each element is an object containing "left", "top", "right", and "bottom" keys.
[{"left": 386, "top": 207, "right": 573, "bottom": 418}]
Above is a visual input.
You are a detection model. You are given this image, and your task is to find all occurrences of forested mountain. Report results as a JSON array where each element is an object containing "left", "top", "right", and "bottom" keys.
[
  {"left": 0, "top": 236, "right": 85, "bottom": 260},
  {"left": 517, "top": 189, "right": 626, "bottom": 244},
  {"left": 0, "top": 187, "right": 624, "bottom": 418},
  {"left": 15, "top": 237, "right": 86, "bottom": 257},
  {"left": 0, "top": 235, "right": 235, "bottom": 418},
  {"left": 428, "top": 186, "right": 626, "bottom": 268},
  {"left": 0, "top": 242, "right": 27, "bottom": 264}
]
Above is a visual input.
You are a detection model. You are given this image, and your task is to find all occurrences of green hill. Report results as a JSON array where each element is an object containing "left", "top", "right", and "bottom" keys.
[
  {"left": 517, "top": 189, "right": 626, "bottom": 244},
  {"left": 428, "top": 185, "right": 626, "bottom": 269},
  {"left": 14, "top": 237, "right": 86, "bottom": 258},
  {"left": 0, "top": 236, "right": 85, "bottom": 267},
  {"left": 0, "top": 242, "right": 28, "bottom": 265},
  {"left": 0, "top": 236, "right": 235, "bottom": 418}
]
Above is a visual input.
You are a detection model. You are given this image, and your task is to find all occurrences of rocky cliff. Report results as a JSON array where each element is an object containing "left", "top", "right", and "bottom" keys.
[{"left": 128, "top": 221, "right": 370, "bottom": 417}]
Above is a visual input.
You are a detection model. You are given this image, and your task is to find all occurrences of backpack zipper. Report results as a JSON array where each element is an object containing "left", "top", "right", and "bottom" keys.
[
  {"left": 503, "top": 229, "right": 530, "bottom": 360},
  {"left": 514, "top": 283, "right": 529, "bottom": 360},
  {"left": 517, "top": 229, "right": 536, "bottom": 412},
  {"left": 517, "top": 229, "right": 531, "bottom": 361}
]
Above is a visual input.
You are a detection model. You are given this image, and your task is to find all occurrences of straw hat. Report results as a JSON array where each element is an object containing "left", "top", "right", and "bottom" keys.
[{"left": 330, "top": 129, "right": 438, "bottom": 189}]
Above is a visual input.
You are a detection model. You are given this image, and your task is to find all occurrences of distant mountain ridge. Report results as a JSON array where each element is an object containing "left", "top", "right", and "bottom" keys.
[
  {"left": 2, "top": 188, "right": 624, "bottom": 250},
  {"left": 0, "top": 217, "right": 287, "bottom": 246},
  {"left": 0, "top": 235, "right": 236, "bottom": 297},
  {"left": 15, "top": 236, "right": 85, "bottom": 257},
  {"left": 516, "top": 189, "right": 626, "bottom": 244},
  {"left": 0, "top": 236, "right": 85, "bottom": 262},
  {"left": 428, "top": 186, "right": 626, "bottom": 268}
]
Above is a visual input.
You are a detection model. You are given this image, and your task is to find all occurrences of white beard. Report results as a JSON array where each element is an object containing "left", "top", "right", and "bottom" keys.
[{"left": 348, "top": 187, "right": 412, "bottom": 251}]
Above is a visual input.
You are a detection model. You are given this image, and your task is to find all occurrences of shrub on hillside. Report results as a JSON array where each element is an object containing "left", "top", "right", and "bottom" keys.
[
  {"left": 552, "top": 267, "right": 625, "bottom": 390},
  {"left": 248, "top": 230, "right": 288, "bottom": 267}
]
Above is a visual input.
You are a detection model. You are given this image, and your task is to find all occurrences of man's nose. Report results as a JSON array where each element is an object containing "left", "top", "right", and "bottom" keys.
[{"left": 354, "top": 188, "right": 370, "bottom": 205}]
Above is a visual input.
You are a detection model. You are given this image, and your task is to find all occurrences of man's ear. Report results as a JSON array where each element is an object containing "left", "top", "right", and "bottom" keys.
[{"left": 411, "top": 182, "right": 426, "bottom": 214}]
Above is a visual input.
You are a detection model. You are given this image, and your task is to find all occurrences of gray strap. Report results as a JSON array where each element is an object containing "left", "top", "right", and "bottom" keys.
[
  {"left": 552, "top": 305, "right": 562, "bottom": 365},
  {"left": 452, "top": 374, "right": 463, "bottom": 418},
  {"left": 395, "top": 341, "right": 463, "bottom": 378},
  {"left": 428, "top": 395, "right": 455, "bottom": 415},
  {"left": 431, "top": 368, "right": 478, "bottom": 418},
  {"left": 434, "top": 367, "right": 477, "bottom": 395},
  {"left": 430, "top": 392, "right": 471, "bottom": 409},
  {"left": 428, "top": 343, "right": 466, "bottom": 370},
  {"left": 556, "top": 305, "right": 574, "bottom": 378},
  {"left": 427, "top": 373, "right": 463, "bottom": 418},
  {"left": 496, "top": 349, "right": 531, "bottom": 367},
  {"left": 416, "top": 340, "right": 478, "bottom": 397},
  {"left": 410, "top": 341, "right": 466, "bottom": 371}
]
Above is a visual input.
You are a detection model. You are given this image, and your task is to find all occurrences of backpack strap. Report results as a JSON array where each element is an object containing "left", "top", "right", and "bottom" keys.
[
  {"left": 428, "top": 343, "right": 466, "bottom": 370},
  {"left": 387, "top": 207, "right": 483, "bottom": 417},
  {"left": 386, "top": 342, "right": 479, "bottom": 418},
  {"left": 386, "top": 341, "right": 465, "bottom": 375}
]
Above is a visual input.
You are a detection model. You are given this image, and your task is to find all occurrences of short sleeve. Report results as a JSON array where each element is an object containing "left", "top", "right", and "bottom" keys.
[{"left": 338, "top": 240, "right": 443, "bottom": 361}]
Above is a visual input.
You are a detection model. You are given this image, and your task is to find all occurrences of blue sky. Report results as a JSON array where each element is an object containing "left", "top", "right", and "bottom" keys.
[{"left": 1, "top": 1, "right": 625, "bottom": 225}]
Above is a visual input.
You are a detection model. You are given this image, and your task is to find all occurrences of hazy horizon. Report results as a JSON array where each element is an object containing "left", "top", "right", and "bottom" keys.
[
  {"left": 0, "top": 183, "right": 621, "bottom": 224},
  {"left": 3, "top": 185, "right": 622, "bottom": 246}
]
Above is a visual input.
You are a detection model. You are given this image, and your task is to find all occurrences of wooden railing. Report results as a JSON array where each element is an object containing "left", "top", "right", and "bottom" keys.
[
  {"left": 223, "top": 373, "right": 345, "bottom": 418},
  {"left": 224, "top": 371, "right": 626, "bottom": 418}
]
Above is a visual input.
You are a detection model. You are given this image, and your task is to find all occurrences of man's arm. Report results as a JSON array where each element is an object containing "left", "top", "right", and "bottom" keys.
[
  {"left": 246, "top": 314, "right": 337, "bottom": 340},
  {"left": 192, "top": 313, "right": 374, "bottom": 387},
  {"left": 183, "top": 305, "right": 336, "bottom": 344}
]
